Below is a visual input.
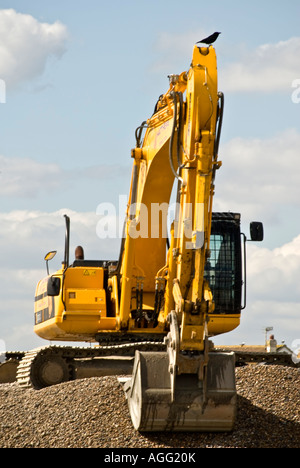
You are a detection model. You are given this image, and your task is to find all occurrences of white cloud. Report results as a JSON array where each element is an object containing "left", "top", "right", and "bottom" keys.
[
  {"left": 213, "top": 128, "right": 300, "bottom": 223},
  {"left": 0, "top": 154, "right": 131, "bottom": 199},
  {"left": 221, "top": 37, "right": 300, "bottom": 93},
  {"left": 0, "top": 9, "right": 68, "bottom": 89},
  {"left": 247, "top": 237, "right": 300, "bottom": 302},
  {"left": 214, "top": 238, "right": 300, "bottom": 347},
  {"left": 0, "top": 155, "right": 63, "bottom": 197},
  {"left": 150, "top": 33, "right": 300, "bottom": 94},
  {"left": 220, "top": 238, "right": 300, "bottom": 346},
  {"left": 0, "top": 209, "right": 120, "bottom": 268},
  {"left": 214, "top": 298, "right": 300, "bottom": 348}
]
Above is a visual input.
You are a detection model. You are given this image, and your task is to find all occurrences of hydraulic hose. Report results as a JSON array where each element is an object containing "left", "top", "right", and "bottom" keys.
[
  {"left": 214, "top": 92, "right": 224, "bottom": 161},
  {"left": 135, "top": 121, "right": 147, "bottom": 148},
  {"left": 169, "top": 92, "right": 183, "bottom": 184}
]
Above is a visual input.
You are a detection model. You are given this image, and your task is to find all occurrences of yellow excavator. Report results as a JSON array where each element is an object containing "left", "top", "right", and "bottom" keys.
[{"left": 16, "top": 44, "right": 264, "bottom": 431}]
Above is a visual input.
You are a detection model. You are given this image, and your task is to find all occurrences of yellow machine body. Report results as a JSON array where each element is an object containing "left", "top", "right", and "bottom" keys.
[
  {"left": 32, "top": 45, "right": 263, "bottom": 431},
  {"left": 34, "top": 263, "right": 241, "bottom": 342},
  {"left": 34, "top": 46, "right": 241, "bottom": 345},
  {"left": 34, "top": 266, "right": 119, "bottom": 341}
]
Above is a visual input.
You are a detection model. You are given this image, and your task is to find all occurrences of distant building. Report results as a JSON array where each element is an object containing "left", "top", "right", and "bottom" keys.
[
  {"left": 266, "top": 335, "right": 277, "bottom": 353},
  {"left": 219, "top": 336, "right": 297, "bottom": 358}
]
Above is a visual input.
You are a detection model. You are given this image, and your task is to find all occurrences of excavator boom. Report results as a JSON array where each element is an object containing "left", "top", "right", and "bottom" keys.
[{"left": 123, "top": 45, "right": 237, "bottom": 431}]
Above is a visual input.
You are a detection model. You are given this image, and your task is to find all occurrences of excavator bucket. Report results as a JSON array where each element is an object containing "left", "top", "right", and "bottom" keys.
[{"left": 124, "top": 350, "right": 236, "bottom": 432}]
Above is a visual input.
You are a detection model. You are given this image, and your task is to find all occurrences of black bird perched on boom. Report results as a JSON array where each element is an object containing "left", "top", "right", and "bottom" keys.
[{"left": 197, "top": 32, "right": 221, "bottom": 45}]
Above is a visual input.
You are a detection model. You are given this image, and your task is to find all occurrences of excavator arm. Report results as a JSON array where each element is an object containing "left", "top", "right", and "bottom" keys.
[
  {"left": 118, "top": 46, "right": 221, "bottom": 336},
  {"left": 123, "top": 46, "right": 237, "bottom": 431}
]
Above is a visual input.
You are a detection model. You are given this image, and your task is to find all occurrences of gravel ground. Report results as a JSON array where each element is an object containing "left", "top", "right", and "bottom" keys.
[{"left": 0, "top": 364, "right": 299, "bottom": 448}]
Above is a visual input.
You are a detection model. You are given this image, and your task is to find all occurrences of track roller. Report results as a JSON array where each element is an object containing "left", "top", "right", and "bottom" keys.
[
  {"left": 31, "top": 354, "right": 71, "bottom": 389},
  {"left": 17, "top": 348, "right": 74, "bottom": 389}
]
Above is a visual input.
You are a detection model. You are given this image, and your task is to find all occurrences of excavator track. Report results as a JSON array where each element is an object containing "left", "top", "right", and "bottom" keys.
[
  {"left": 5, "top": 345, "right": 298, "bottom": 389},
  {"left": 16, "top": 341, "right": 166, "bottom": 390},
  {"left": 227, "top": 350, "right": 300, "bottom": 368}
]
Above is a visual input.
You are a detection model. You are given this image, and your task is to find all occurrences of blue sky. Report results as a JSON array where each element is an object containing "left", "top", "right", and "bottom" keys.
[{"left": 0, "top": 0, "right": 300, "bottom": 353}]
